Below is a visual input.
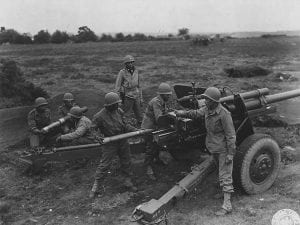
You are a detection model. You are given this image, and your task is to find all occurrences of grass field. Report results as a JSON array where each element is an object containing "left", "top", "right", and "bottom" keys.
[{"left": 1, "top": 37, "right": 300, "bottom": 225}]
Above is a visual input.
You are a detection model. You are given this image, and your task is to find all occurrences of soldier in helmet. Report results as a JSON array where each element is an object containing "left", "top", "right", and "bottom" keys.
[
  {"left": 175, "top": 87, "right": 236, "bottom": 216},
  {"left": 142, "top": 82, "right": 173, "bottom": 180},
  {"left": 55, "top": 106, "right": 95, "bottom": 146},
  {"left": 89, "top": 92, "right": 138, "bottom": 198},
  {"left": 27, "top": 97, "right": 56, "bottom": 147},
  {"left": 115, "top": 55, "right": 143, "bottom": 126},
  {"left": 58, "top": 92, "right": 78, "bottom": 117}
]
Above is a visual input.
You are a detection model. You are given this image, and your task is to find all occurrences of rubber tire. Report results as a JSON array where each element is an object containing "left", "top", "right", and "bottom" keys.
[{"left": 234, "top": 133, "right": 281, "bottom": 194}]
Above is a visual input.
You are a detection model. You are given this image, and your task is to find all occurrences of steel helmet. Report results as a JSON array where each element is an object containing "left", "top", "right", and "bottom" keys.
[
  {"left": 68, "top": 106, "right": 84, "bottom": 119},
  {"left": 104, "top": 92, "right": 121, "bottom": 106},
  {"left": 34, "top": 97, "right": 48, "bottom": 108},
  {"left": 158, "top": 83, "right": 172, "bottom": 95},
  {"left": 63, "top": 93, "right": 74, "bottom": 101},
  {"left": 201, "top": 87, "right": 221, "bottom": 102},
  {"left": 123, "top": 55, "right": 135, "bottom": 64}
]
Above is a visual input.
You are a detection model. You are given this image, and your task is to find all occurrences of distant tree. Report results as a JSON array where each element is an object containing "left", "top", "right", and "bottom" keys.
[
  {"left": 168, "top": 33, "right": 174, "bottom": 38},
  {"left": 51, "top": 30, "right": 69, "bottom": 43},
  {"left": 0, "top": 29, "right": 19, "bottom": 44},
  {"left": 178, "top": 28, "right": 189, "bottom": 36},
  {"left": 0, "top": 27, "right": 5, "bottom": 32},
  {"left": 14, "top": 33, "right": 32, "bottom": 44},
  {"left": 33, "top": 30, "right": 51, "bottom": 44},
  {"left": 133, "top": 33, "right": 147, "bottom": 41},
  {"left": 75, "top": 26, "right": 98, "bottom": 43},
  {"left": 100, "top": 33, "right": 113, "bottom": 42},
  {"left": 124, "top": 34, "right": 133, "bottom": 42},
  {"left": 115, "top": 32, "right": 125, "bottom": 42}
]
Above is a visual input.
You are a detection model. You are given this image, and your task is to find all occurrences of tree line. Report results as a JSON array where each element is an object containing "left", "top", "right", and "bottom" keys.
[{"left": 0, "top": 26, "right": 190, "bottom": 44}]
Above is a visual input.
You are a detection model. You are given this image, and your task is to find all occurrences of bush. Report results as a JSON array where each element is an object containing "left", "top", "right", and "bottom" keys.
[
  {"left": 0, "top": 29, "right": 19, "bottom": 44},
  {"left": 0, "top": 59, "right": 49, "bottom": 105},
  {"left": 33, "top": 30, "right": 51, "bottom": 44},
  {"left": 100, "top": 33, "right": 113, "bottom": 42},
  {"left": 75, "top": 26, "right": 98, "bottom": 43},
  {"left": 51, "top": 30, "right": 69, "bottom": 44}
]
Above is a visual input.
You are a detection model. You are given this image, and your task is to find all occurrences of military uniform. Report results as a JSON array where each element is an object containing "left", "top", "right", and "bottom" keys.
[
  {"left": 58, "top": 103, "right": 78, "bottom": 133},
  {"left": 115, "top": 68, "right": 143, "bottom": 124},
  {"left": 27, "top": 108, "right": 55, "bottom": 147},
  {"left": 179, "top": 104, "right": 236, "bottom": 211},
  {"left": 58, "top": 116, "right": 95, "bottom": 146},
  {"left": 92, "top": 108, "right": 136, "bottom": 181},
  {"left": 141, "top": 95, "right": 171, "bottom": 167}
]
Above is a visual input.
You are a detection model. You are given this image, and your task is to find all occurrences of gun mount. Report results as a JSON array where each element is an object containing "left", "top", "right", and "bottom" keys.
[{"left": 131, "top": 84, "right": 300, "bottom": 225}]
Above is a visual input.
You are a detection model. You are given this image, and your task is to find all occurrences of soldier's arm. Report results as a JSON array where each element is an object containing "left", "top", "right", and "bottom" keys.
[
  {"left": 153, "top": 101, "right": 164, "bottom": 122},
  {"left": 115, "top": 70, "right": 124, "bottom": 94},
  {"left": 118, "top": 108, "right": 137, "bottom": 132},
  {"left": 177, "top": 108, "right": 205, "bottom": 120},
  {"left": 58, "top": 106, "right": 64, "bottom": 118},
  {"left": 221, "top": 111, "right": 236, "bottom": 155}
]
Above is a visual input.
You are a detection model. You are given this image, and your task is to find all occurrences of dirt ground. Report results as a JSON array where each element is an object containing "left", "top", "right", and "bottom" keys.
[{"left": 1, "top": 37, "right": 300, "bottom": 225}]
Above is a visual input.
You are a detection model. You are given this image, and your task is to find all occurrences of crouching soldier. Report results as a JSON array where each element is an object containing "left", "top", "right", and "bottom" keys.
[
  {"left": 58, "top": 92, "right": 78, "bottom": 133},
  {"left": 142, "top": 83, "right": 173, "bottom": 181},
  {"left": 55, "top": 106, "right": 95, "bottom": 146},
  {"left": 28, "top": 97, "right": 57, "bottom": 148},
  {"left": 89, "top": 92, "right": 137, "bottom": 198},
  {"left": 175, "top": 87, "right": 236, "bottom": 216}
]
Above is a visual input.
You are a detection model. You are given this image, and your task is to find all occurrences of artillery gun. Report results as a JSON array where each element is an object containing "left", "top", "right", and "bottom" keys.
[
  {"left": 131, "top": 84, "right": 300, "bottom": 224},
  {"left": 18, "top": 84, "right": 300, "bottom": 224}
]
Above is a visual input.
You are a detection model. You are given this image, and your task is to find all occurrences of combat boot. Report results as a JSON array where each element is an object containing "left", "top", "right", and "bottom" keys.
[
  {"left": 89, "top": 180, "right": 100, "bottom": 199},
  {"left": 215, "top": 192, "right": 232, "bottom": 216},
  {"left": 146, "top": 166, "right": 156, "bottom": 181}
]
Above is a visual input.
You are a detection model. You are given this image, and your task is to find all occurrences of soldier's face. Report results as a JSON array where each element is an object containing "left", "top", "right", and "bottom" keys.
[
  {"left": 64, "top": 100, "right": 74, "bottom": 108},
  {"left": 37, "top": 105, "right": 48, "bottom": 113},
  {"left": 205, "top": 98, "right": 217, "bottom": 110},
  {"left": 161, "top": 94, "right": 171, "bottom": 102},
  {"left": 125, "top": 61, "right": 134, "bottom": 70}
]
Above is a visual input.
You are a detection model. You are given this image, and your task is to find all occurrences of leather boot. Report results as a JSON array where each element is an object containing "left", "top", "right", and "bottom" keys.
[
  {"left": 89, "top": 180, "right": 100, "bottom": 199},
  {"left": 146, "top": 166, "right": 156, "bottom": 181},
  {"left": 215, "top": 192, "right": 232, "bottom": 216}
]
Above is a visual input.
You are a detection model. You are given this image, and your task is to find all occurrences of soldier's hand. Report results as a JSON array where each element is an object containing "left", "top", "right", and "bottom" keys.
[
  {"left": 174, "top": 110, "right": 185, "bottom": 117},
  {"left": 96, "top": 136, "right": 104, "bottom": 144},
  {"left": 40, "top": 129, "right": 48, "bottom": 134},
  {"left": 56, "top": 136, "right": 62, "bottom": 143},
  {"left": 33, "top": 128, "right": 42, "bottom": 135},
  {"left": 225, "top": 154, "right": 233, "bottom": 164}
]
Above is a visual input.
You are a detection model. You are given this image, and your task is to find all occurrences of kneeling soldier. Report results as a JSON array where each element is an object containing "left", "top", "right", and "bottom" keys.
[
  {"left": 141, "top": 82, "right": 173, "bottom": 180},
  {"left": 175, "top": 87, "right": 236, "bottom": 216},
  {"left": 55, "top": 106, "right": 95, "bottom": 146},
  {"left": 28, "top": 97, "right": 57, "bottom": 147},
  {"left": 89, "top": 92, "right": 137, "bottom": 198}
]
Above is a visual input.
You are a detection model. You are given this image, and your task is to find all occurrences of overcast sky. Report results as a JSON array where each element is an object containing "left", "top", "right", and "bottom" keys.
[{"left": 1, "top": 0, "right": 300, "bottom": 35}]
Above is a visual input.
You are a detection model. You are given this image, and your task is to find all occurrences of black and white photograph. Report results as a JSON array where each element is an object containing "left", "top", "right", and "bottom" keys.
[{"left": 0, "top": 0, "right": 300, "bottom": 224}]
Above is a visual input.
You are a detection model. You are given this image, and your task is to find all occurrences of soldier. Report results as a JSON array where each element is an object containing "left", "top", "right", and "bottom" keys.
[
  {"left": 115, "top": 55, "right": 143, "bottom": 126},
  {"left": 141, "top": 83, "right": 173, "bottom": 180},
  {"left": 55, "top": 106, "right": 95, "bottom": 146},
  {"left": 58, "top": 92, "right": 77, "bottom": 117},
  {"left": 89, "top": 92, "right": 137, "bottom": 198},
  {"left": 175, "top": 87, "right": 236, "bottom": 216},
  {"left": 28, "top": 97, "right": 55, "bottom": 147}
]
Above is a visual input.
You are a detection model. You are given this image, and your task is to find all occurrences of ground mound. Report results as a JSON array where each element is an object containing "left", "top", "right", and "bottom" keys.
[
  {"left": 0, "top": 59, "right": 48, "bottom": 109},
  {"left": 224, "top": 66, "right": 271, "bottom": 78}
]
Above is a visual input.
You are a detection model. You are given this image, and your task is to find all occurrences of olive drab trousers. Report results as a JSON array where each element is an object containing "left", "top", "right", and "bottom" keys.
[
  {"left": 212, "top": 153, "right": 234, "bottom": 193},
  {"left": 122, "top": 96, "right": 143, "bottom": 125},
  {"left": 95, "top": 140, "right": 132, "bottom": 181}
]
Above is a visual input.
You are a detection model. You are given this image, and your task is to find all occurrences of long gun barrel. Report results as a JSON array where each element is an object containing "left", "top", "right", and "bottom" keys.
[{"left": 178, "top": 88, "right": 270, "bottom": 103}]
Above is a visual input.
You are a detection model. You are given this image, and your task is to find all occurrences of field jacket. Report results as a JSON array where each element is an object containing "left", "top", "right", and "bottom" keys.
[
  {"left": 27, "top": 108, "right": 51, "bottom": 133},
  {"left": 115, "top": 68, "right": 141, "bottom": 99}
]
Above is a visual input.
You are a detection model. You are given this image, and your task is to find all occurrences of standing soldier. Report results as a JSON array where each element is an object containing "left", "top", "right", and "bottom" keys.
[
  {"left": 55, "top": 106, "right": 95, "bottom": 146},
  {"left": 89, "top": 92, "right": 137, "bottom": 198},
  {"left": 141, "top": 83, "right": 173, "bottom": 180},
  {"left": 175, "top": 87, "right": 236, "bottom": 216},
  {"left": 115, "top": 55, "right": 143, "bottom": 126},
  {"left": 58, "top": 92, "right": 77, "bottom": 117},
  {"left": 28, "top": 97, "right": 55, "bottom": 147}
]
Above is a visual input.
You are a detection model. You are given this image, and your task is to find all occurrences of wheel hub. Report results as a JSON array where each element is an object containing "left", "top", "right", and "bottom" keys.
[{"left": 250, "top": 152, "right": 273, "bottom": 184}]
